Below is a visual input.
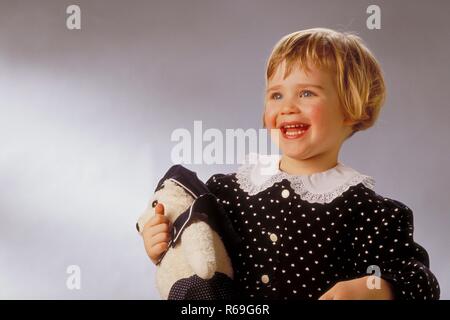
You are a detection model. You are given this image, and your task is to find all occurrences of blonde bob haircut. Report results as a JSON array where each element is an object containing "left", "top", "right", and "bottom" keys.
[{"left": 263, "top": 28, "right": 386, "bottom": 138}]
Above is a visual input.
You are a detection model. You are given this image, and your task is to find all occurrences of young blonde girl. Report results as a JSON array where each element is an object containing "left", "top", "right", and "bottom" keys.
[{"left": 142, "top": 28, "right": 440, "bottom": 300}]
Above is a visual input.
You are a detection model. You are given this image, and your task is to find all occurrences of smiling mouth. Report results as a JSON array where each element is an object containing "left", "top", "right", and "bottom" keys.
[{"left": 279, "top": 123, "right": 310, "bottom": 139}]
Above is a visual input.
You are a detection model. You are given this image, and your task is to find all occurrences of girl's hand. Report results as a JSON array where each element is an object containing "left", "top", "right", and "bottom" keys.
[
  {"left": 142, "top": 203, "right": 172, "bottom": 265},
  {"left": 318, "top": 276, "right": 395, "bottom": 300}
]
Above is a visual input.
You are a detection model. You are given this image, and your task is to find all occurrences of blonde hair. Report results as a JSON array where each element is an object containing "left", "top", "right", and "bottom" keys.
[{"left": 263, "top": 28, "right": 386, "bottom": 138}]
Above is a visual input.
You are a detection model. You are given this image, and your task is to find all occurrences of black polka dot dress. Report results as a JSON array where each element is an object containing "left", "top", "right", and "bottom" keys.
[{"left": 205, "top": 154, "right": 440, "bottom": 300}]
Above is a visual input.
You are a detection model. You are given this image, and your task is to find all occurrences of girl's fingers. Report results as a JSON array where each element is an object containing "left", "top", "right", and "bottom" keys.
[
  {"left": 145, "top": 223, "right": 171, "bottom": 238},
  {"left": 140, "top": 201, "right": 172, "bottom": 264},
  {"left": 151, "top": 232, "right": 171, "bottom": 246},
  {"left": 144, "top": 213, "right": 170, "bottom": 229},
  {"left": 155, "top": 203, "right": 165, "bottom": 215},
  {"left": 150, "top": 242, "right": 169, "bottom": 258},
  {"left": 144, "top": 238, "right": 168, "bottom": 263}
]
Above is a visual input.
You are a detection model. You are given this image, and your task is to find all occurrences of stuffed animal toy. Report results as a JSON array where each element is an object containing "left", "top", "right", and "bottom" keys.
[{"left": 136, "top": 165, "right": 241, "bottom": 300}]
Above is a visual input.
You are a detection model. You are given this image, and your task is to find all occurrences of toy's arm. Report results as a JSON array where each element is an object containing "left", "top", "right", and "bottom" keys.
[{"left": 180, "top": 220, "right": 217, "bottom": 280}]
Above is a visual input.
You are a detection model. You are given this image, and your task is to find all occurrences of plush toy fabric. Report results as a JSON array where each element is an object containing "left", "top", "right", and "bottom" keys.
[{"left": 136, "top": 165, "right": 241, "bottom": 300}]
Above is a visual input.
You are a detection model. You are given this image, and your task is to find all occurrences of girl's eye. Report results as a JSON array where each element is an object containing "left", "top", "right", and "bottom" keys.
[
  {"left": 300, "top": 90, "right": 315, "bottom": 98},
  {"left": 271, "top": 92, "right": 282, "bottom": 100},
  {"left": 270, "top": 90, "right": 315, "bottom": 100},
  {"left": 152, "top": 200, "right": 158, "bottom": 208}
]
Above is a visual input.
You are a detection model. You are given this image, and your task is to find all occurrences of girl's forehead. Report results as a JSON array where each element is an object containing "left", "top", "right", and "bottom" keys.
[{"left": 268, "top": 61, "right": 333, "bottom": 86}]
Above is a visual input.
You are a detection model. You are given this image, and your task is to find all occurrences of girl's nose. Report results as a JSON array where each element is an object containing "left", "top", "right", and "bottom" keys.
[{"left": 280, "top": 100, "right": 300, "bottom": 115}]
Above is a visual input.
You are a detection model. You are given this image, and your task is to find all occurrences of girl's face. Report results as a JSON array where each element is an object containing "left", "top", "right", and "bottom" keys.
[{"left": 264, "top": 60, "right": 354, "bottom": 162}]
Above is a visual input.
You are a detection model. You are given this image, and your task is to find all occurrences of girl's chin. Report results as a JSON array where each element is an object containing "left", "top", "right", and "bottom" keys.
[{"left": 279, "top": 144, "right": 308, "bottom": 158}]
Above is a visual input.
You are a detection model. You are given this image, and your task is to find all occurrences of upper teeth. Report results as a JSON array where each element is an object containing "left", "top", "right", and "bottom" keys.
[{"left": 284, "top": 124, "right": 308, "bottom": 129}]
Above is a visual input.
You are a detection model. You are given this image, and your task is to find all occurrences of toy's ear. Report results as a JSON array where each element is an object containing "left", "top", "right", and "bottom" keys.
[{"left": 154, "top": 180, "right": 165, "bottom": 193}]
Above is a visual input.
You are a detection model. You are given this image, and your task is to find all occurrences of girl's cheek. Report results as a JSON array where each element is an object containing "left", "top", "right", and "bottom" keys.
[
  {"left": 309, "top": 105, "right": 325, "bottom": 126},
  {"left": 263, "top": 104, "right": 278, "bottom": 129}
]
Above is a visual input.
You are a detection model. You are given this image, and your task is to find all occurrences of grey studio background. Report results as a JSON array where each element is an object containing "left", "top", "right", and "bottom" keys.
[{"left": 0, "top": 0, "right": 449, "bottom": 299}]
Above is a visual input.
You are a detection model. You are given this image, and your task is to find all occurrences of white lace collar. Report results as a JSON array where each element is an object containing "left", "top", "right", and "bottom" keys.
[{"left": 235, "top": 153, "right": 375, "bottom": 204}]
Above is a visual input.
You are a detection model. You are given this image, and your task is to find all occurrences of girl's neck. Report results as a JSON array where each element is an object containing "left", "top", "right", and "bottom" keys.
[{"left": 279, "top": 152, "right": 340, "bottom": 176}]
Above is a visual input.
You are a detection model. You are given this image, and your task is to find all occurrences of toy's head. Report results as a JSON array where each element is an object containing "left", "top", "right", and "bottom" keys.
[
  {"left": 136, "top": 164, "right": 242, "bottom": 261},
  {"left": 136, "top": 179, "right": 195, "bottom": 235}
]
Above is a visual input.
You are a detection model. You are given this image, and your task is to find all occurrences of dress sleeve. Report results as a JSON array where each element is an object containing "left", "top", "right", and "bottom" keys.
[{"left": 351, "top": 197, "right": 440, "bottom": 300}]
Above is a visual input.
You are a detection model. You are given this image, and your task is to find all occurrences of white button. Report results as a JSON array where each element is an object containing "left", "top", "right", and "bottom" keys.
[
  {"left": 281, "top": 189, "right": 290, "bottom": 198},
  {"left": 261, "top": 274, "right": 270, "bottom": 284},
  {"left": 270, "top": 233, "right": 278, "bottom": 242}
]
